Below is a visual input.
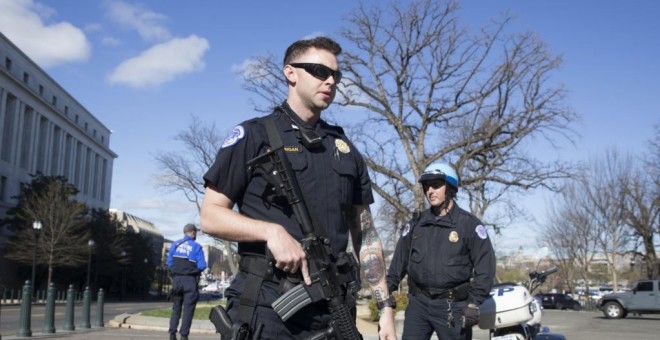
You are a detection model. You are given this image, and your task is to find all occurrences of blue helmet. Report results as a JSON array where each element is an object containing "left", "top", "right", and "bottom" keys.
[{"left": 418, "top": 162, "right": 460, "bottom": 189}]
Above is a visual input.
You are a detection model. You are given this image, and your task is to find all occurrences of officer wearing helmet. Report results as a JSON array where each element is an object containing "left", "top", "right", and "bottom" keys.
[{"left": 386, "top": 162, "right": 496, "bottom": 339}]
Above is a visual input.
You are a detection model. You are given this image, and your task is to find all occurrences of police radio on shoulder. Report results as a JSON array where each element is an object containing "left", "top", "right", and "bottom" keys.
[{"left": 377, "top": 295, "right": 396, "bottom": 310}]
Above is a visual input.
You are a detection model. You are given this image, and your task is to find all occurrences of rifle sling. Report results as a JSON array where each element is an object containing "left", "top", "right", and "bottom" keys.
[
  {"left": 262, "top": 115, "right": 329, "bottom": 239},
  {"left": 236, "top": 255, "right": 274, "bottom": 328},
  {"left": 234, "top": 114, "right": 328, "bottom": 330}
]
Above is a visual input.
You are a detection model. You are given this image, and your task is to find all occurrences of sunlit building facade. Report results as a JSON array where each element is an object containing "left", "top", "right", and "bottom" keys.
[{"left": 0, "top": 32, "right": 116, "bottom": 286}]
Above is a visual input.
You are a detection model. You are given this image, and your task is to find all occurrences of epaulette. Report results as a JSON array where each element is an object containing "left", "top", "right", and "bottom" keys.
[{"left": 320, "top": 120, "right": 345, "bottom": 135}]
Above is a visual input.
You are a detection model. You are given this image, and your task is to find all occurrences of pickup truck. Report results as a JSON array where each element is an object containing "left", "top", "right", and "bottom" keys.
[{"left": 598, "top": 280, "right": 660, "bottom": 319}]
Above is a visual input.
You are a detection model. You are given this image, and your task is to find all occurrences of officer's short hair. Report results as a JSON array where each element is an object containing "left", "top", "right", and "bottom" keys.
[
  {"left": 183, "top": 223, "right": 199, "bottom": 233},
  {"left": 283, "top": 36, "right": 342, "bottom": 66}
]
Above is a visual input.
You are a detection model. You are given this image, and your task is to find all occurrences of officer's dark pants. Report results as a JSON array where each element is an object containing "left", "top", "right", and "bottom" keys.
[
  {"left": 225, "top": 273, "right": 353, "bottom": 339},
  {"left": 402, "top": 294, "right": 472, "bottom": 340},
  {"left": 169, "top": 276, "right": 199, "bottom": 337},
  {"left": 226, "top": 295, "right": 341, "bottom": 339}
]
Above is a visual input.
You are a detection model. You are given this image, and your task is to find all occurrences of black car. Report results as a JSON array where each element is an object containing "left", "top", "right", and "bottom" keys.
[{"left": 537, "top": 293, "right": 581, "bottom": 311}]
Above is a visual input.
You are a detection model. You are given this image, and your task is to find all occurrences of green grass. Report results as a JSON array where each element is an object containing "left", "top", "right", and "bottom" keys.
[{"left": 141, "top": 301, "right": 225, "bottom": 320}]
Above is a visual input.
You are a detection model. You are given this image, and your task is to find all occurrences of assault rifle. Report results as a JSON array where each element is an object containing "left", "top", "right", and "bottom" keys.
[{"left": 209, "top": 143, "right": 363, "bottom": 340}]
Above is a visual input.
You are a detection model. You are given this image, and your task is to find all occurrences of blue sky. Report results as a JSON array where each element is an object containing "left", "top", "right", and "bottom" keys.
[{"left": 1, "top": 0, "right": 658, "bottom": 254}]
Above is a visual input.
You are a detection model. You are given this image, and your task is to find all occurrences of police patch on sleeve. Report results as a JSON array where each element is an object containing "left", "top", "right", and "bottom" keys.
[
  {"left": 221, "top": 125, "right": 245, "bottom": 149},
  {"left": 401, "top": 223, "right": 411, "bottom": 237},
  {"left": 476, "top": 225, "right": 488, "bottom": 240}
]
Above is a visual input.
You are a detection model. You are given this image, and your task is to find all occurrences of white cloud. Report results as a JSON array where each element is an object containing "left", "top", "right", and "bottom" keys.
[
  {"left": 107, "top": 35, "right": 209, "bottom": 88},
  {"left": 0, "top": 0, "right": 91, "bottom": 68},
  {"left": 106, "top": 0, "right": 170, "bottom": 42}
]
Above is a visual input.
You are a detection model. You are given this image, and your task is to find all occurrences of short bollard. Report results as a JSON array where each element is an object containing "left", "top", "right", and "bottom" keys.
[
  {"left": 81, "top": 287, "right": 91, "bottom": 329},
  {"left": 43, "top": 283, "right": 56, "bottom": 333},
  {"left": 16, "top": 281, "right": 32, "bottom": 337},
  {"left": 94, "top": 288, "right": 105, "bottom": 328},
  {"left": 63, "top": 284, "right": 75, "bottom": 331}
]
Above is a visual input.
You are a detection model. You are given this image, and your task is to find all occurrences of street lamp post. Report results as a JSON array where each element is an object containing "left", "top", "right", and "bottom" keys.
[
  {"left": 142, "top": 258, "right": 148, "bottom": 300},
  {"left": 86, "top": 239, "right": 95, "bottom": 289},
  {"left": 120, "top": 250, "right": 126, "bottom": 301},
  {"left": 31, "top": 221, "right": 42, "bottom": 300}
]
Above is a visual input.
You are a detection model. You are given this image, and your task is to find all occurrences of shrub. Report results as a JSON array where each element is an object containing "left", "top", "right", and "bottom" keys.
[{"left": 367, "top": 292, "right": 408, "bottom": 321}]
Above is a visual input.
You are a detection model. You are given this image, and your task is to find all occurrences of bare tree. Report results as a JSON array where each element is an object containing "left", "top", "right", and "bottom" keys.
[
  {"left": 154, "top": 116, "right": 239, "bottom": 274},
  {"left": 621, "top": 167, "right": 659, "bottom": 279},
  {"left": 646, "top": 123, "right": 660, "bottom": 191},
  {"left": 545, "top": 135, "right": 659, "bottom": 282},
  {"left": 540, "top": 184, "right": 598, "bottom": 296},
  {"left": 635, "top": 123, "right": 660, "bottom": 278},
  {"left": 5, "top": 174, "right": 89, "bottom": 290},
  {"left": 238, "top": 0, "right": 579, "bottom": 238},
  {"left": 583, "top": 150, "right": 632, "bottom": 291}
]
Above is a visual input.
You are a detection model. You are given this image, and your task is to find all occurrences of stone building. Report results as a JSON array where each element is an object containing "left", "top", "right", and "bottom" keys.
[{"left": 0, "top": 32, "right": 116, "bottom": 285}]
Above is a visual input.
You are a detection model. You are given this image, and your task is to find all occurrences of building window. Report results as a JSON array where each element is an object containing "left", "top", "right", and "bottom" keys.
[
  {"left": 39, "top": 84, "right": 44, "bottom": 95},
  {"left": 23, "top": 72, "right": 29, "bottom": 84},
  {"left": 51, "top": 127, "right": 62, "bottom": 175},
  {"left": 36, "top": 116, "right": 49, "bottom": 173},
  {"left": 100, "top": 158, "right": 107, "bottom": 200},
  {"left": 75, "top": 114, "right": 79, "bottom": 123},
  {"left": 74, "top": 141, "right": 83, "bottom": 188},
  {"left": 0, "top": 175, "right": 7, "bottom": 202},
  {"left": 1, "top": 94, "right": 18, "bottom": 162},
  {"left": 52, "top": 96, "right": 57, "bottom": 106},
  {"left": 63, "top": 134, "right": 73, "bottom": 179},
  {"left": 93, "top": 153, "right": 100, "bottom": 198},
  {"left": 64, "top": 105, "right": 69, "bottom": 115},
  {"left": 84, "top": 122, "right": 88, "bottom": 131},
  {"left": 4, "top": 57, "right": 11, "bottom": 70},
  {"left": 19, "top": 106, "right": 34, "bottom": 170}
]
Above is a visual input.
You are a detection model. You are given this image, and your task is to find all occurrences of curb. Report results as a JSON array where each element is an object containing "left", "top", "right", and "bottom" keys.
[{"left": 111, "top": 313, "right": 217, "bottom": 334}]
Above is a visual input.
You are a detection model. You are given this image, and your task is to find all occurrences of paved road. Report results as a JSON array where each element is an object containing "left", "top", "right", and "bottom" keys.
[
  {"left": 3, "top": 302, "right": 660, "bottom": 339},
  {"left": 472, "top": 309, "right": 660, "bottom": 340}
]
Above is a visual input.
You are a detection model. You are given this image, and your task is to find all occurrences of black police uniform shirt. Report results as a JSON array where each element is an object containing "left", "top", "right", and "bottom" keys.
[
  {"left": 203, "top": 103, "right": 374, "bottom": 257},
  {"left": 386, "top": 203, "right": 496, "bottom": 305}
]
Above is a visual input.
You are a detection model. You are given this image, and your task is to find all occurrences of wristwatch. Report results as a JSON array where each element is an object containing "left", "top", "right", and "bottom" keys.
[{"left": 377, "top": 295, "right": 397, "bottom": 310}]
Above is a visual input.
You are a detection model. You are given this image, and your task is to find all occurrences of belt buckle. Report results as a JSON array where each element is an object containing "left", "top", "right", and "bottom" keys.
[{"left": 447, "top": 290, "right": 455, "bottom": 300}]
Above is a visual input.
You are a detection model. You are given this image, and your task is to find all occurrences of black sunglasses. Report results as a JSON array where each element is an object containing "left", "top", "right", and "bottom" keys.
[
  {"left": 289, "top": 63, "right": 342, "bottom": 82},
  {"left": 422, "top": 180, "right": 446, "bottom": 190}
]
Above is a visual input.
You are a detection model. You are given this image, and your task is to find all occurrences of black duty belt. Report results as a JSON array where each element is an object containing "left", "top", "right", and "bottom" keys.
[
  {"left": 409, "top": 281, "right": 471, "bottom": 300},
  {"left": 239, "top": 255, "right": 275, "bottom": 279},
  {"left": 238, "top": 254, "right": 296, "bottom": 284}
]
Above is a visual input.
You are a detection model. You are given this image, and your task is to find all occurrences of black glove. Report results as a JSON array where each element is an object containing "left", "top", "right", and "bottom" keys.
[{"left": 461, "top": 303, "right": 480, "bottom": 328}]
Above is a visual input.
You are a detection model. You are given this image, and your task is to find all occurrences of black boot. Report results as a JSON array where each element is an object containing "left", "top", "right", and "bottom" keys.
[
  {"left": 169, "top": 334, "right": 177, "bottom": 340},
  {"left": 180, "top": 336, "right": 188, "bottom": 340}
]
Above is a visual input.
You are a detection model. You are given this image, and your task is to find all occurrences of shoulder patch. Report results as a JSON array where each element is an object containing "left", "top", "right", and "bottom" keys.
[
  {"left": 401, "top": 223, "right": 411, "bottom": 237},
  {"left": 221, "top": 125, "right": 245, "bottom": 149},
  {"left": 476, "top": 225, "right": 488, "bottom": 240}
]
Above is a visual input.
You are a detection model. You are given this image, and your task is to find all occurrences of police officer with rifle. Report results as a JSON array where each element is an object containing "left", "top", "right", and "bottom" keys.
[{"left": 200, "top": 36, "right": 396, "bottom": 339}]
